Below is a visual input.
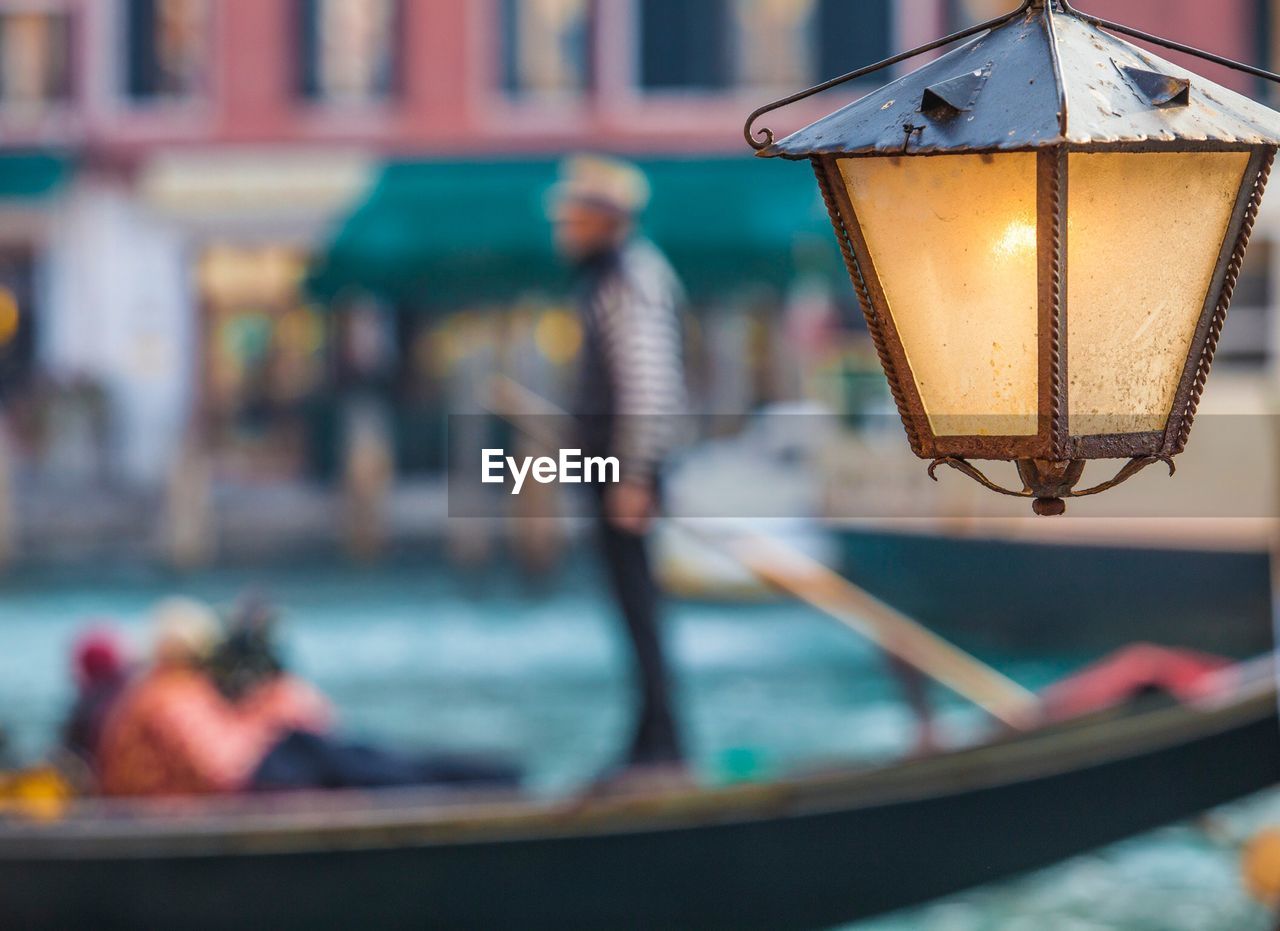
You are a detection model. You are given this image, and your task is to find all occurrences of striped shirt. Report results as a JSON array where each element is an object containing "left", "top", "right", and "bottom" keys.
[{"left": 575, "top": 238, "right": 686, "bottom": 484}]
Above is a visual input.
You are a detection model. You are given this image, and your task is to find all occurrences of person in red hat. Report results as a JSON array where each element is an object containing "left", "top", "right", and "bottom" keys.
[{"left": 62, "top": 624, "right": 131, "bottom": 772}]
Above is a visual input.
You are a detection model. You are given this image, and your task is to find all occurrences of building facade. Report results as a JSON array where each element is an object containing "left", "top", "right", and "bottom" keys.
[{"left": 0, "top": 0, "right": 1271, "bottom": 486}]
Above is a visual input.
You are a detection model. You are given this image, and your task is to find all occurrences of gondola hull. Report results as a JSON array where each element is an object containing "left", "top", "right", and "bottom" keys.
[
  {"left": 1, "top": 688, "right": 1277, "bottom": 930},
  {"left": 840, "top": 527, "right": 1273, "bottom": 656}
]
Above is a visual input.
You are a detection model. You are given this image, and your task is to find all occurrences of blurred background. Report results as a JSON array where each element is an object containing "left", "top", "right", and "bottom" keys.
[
  {"left": 2, "top": 1, "right": 1280, "bottom": 928},
  {"left": 0, "top": 0, "right": 870, "bottom": 559},
  {"left": 0, "top": 0, "right": 1276, "bottom": 565}
]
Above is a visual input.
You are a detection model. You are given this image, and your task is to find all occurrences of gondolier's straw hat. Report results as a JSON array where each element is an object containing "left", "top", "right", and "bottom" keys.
[{"left": 548, "top": 154, "right": 651, "bottom": 218}]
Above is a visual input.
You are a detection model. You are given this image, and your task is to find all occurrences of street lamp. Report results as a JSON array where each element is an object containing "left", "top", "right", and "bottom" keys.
[{"left": 747, "top": 0, "right": 1280, "bottom": 514}]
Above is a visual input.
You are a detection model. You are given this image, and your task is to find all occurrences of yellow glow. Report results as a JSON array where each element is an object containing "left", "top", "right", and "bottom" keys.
[
  {"left": 994, "top": 220, "right": 1037, "bottom": 259},
  {"left": 199, "top": 244, "right": 304, "bottom": 305},
  {"left": 433, "top": 330, "right": 460, "bottom": 371},
  {"left": 0, "top": 287, "right": 20, "bottom": 347},
  {"left": 433, "top": 313, "right": 479, "bottom": 371},
  {"left": 277, "top": 306, "right": 325, "bottom": 355},
  {"left": 534, "top": 308, "right": 582, "bottom": 365},
  {"left": 840, "top": 153, "right": 1040, "bottom": 437},
  {"left": 1066, "top": 151, "right": 1249, "bottom": 435}
]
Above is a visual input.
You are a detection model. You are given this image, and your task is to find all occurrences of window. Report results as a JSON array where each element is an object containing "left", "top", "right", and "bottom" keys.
[
  {"left": 640, "top": 0, "right": 731, "bottom": 91},
  {"left": 815, "top": 0, "right": 892, "bottom": 80},
  {"left": 298, "top": 0, "right": 400, "bottom": 104},
  {"left": 199, "top": 244, "right": 329, "bottom": 477},
  {"left": 733, "top": 0, "right": 817, "bottom": 89},
  {"left": 124, "top": 0, "right": 209, "bottom": 102},
  {"left": 501, "top": 0, "right": 593, "bottom": 100},
  {"left": 638, "top": 0, "right": 892, "bottom": 92},
  {"left": 0, "top": 12, "right": 71, "bottom": 110}
]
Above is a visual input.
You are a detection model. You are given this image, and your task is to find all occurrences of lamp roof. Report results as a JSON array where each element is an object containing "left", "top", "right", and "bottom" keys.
[{"left": 761, "top": 4, "right": 1280, "bottom": 159}]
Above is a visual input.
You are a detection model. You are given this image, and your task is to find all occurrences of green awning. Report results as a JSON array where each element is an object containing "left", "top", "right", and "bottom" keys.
[
  {"left": 307, "top": 156, "right": 843, "bottom": 308},
  {"left": 0, "top": 152, "right": 74, "bottom": 200}
]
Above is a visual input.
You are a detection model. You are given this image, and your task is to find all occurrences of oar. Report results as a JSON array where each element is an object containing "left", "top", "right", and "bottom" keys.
[
  {"left": 482, "top": 375, "right": 1043, "bottom": 729},
  {"left": 678, "top": 524, "right": 1040, "bottom": 727}
]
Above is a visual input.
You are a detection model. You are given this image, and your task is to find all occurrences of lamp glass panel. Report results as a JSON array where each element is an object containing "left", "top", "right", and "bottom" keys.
[
  {"left": 1066, "top": 151, "right": 1249, "bottom": 436},
  {"left": 840, "top": 153, "right": 1039, "bottom": 437}
]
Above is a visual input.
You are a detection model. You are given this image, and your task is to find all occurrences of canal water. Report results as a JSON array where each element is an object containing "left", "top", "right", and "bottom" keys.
[{"left": 0, "top": 560, "right": 1274, "bottom": 930}]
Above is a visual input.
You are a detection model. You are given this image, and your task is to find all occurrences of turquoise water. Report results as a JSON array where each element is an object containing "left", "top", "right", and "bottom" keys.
[{"left": 0, "top": 560, "right": 1275, "bottom": 930}]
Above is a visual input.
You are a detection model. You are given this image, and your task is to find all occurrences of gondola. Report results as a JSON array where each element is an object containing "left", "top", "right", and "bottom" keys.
[{"left": 0, "top": 674, "right": 1276, "bottom": 929}]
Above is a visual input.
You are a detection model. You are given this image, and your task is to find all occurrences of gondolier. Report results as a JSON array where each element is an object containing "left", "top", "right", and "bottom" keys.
[{"left": 549, "top": 155, "right": 688, "bottom": 775}]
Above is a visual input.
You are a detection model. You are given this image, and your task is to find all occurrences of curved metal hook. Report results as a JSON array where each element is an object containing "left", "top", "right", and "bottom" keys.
[
  {"left": 929, "top": 455, "right": 1175, "bottom": 499},
  {"left": 744, "top": 1, "right": 1033, "bottom": 151},
  {"left": 1068, "top": 455, "right": 1175, "bottom": 497},
  {"left": 1061, "top": 1, "right": 1280, "bottom": 87},
  {"left": 928, "top": 457, "right": 1032, "bottom": 498},
  {"left": 929, "top": 455, "right": 1176, "bottom": 515}
]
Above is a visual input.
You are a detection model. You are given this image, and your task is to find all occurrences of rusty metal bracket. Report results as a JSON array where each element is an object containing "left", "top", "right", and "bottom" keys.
[
  {"left": 1070, "top": 455, "right": 1175, "bottom": 495},
  {"left": 921, "top": 63, "right": 993, "bottom": 116},
  {"left": 928, "top": 455, "right": 1175, "bottom": 515},
  {"left": 743, "top": 1, "right": 1032, "bottom": 151},
  {"left": 927, "top": 457, "right": 1032, "bottom": 499},
  {"left": 1114, "top": 62, "right": 1190, "bottom": 107}
]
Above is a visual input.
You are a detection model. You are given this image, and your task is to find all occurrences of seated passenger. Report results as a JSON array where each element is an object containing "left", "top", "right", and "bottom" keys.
[
  {"left": 208, "top": 593, "right": 520, "bottom": 792},
  {"left": 62, "top": 625, "right": 131, "bottom": 772},
  {"left": 207, "top": 593, "right": 287, "bottom": 695},
  {"left": 206, "top": 591, "right": 332, "bottom": 731},
  {"left": 97, "top": 598, "right": 330, "bottom": 797}
]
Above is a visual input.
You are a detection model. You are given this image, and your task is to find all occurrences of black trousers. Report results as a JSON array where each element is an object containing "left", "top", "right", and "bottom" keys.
[
  {"left": 594, "top": 485, "right": 684, "bottom": 766},
  {"left": 252, "top": 731, "right": 521, "bottom": 791}
]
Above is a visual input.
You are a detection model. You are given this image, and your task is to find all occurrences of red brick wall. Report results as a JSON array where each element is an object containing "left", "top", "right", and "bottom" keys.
[{"left": 1089, "top": 0, "right": 1259, "bottom": 94}]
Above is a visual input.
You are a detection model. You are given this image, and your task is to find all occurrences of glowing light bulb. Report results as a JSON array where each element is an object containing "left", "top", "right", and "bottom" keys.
[{"left": 993, "top": 219, "right": 1037, "bottom": 258}]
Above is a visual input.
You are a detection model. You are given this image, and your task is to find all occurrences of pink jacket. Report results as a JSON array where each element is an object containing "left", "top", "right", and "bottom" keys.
[{"left": 98, "top": 669, "right": 331, "bottom": 797}]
